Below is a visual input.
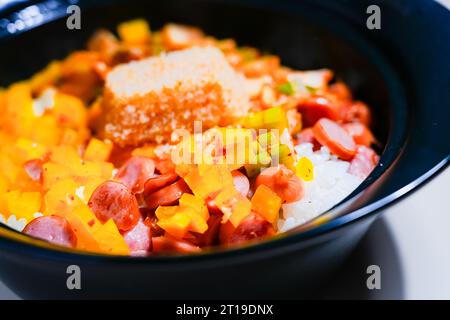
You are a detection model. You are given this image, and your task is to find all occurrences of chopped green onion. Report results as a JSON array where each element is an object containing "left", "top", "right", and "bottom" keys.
[{"left": 277, "top": 82, "right": 296, "bottom": 95}]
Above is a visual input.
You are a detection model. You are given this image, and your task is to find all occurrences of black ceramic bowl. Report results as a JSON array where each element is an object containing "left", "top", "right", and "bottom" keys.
[{"left": 0, "top": 0, "right": 448, "bottom": 299}]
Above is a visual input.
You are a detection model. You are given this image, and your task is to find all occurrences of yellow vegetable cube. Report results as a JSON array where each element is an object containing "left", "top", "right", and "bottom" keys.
[
  {"left": 83, "top": 138, "right": 113, "bottom": 162},
  {"left": 117, "top": 19, "right": 151, "bottom": 45},
  {"left": 92, "top": 219, "right": 130, "bottom": 255}
]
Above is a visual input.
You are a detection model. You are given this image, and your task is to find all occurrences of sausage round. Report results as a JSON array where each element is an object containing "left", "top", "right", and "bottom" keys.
[
  {"left": 312, "top": 118, "right": 357, "bottom": 160},
  {"left": 144, "top": 179, "right": 191, "bottom": 209},
  {"left": 23, "top": 215, "right": 77, "bottom": 248},
  {"left": 220, "top": 213, "right": 275, "bottom": 245},
  {"left": 88, "top": 180, "right": 140, "bottom": 231},
  {"left": 115, "top": 156, "right": 155, "bottom": 194}
]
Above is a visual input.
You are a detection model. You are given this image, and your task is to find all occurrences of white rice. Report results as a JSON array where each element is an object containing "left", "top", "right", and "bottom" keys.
[
  {"left": 278, "top": 143, "right": 363, "bottom": 232},
  {"left": 0, "top": 213, "right": 27, "bottom": 232}
]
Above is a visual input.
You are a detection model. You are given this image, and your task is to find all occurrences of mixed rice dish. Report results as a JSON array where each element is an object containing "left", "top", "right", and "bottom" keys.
[{"left": 0, "top": 20, "right": 379, "bottom": 255}]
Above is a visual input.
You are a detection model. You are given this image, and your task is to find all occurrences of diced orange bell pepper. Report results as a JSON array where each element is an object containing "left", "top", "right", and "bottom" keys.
[
  {"left": 183, "top": 165, "right": 224, "bottom": 199},
  {"left": 83, "top": 138, "right": 113, "bottom": 162},
  {"left": 251, "top": 185, "right": 282, "bottom": 223},
  {"left": 178, "top": 193, "right": 209, "bottom": 220}
]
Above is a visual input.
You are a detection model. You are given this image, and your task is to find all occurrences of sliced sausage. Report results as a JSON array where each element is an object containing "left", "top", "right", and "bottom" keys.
[
  {"left": 143, "top": 213, "right": 165, "bottom": 238},
  {"left": 342, "top": 101, "right": 371, "bottom": 126},
  {"left": 23, "top": 215, "right": 77, "bottom": 248},
  {"left": 88, "top": 180, "right": 140, "bottom": 231},
  {"left": 152, "top": 235, "right": 201, "bottom": 254},
  {"left": 312, "top": 118, "right": 357, "bottom": 160},
  {"left": 153, "top": 156, "right": 176, "bottom": 174},
  {"left": 220, "top": 213, "right": 275, "bottom": 245},
  {"left": 143, "top": 173, "right": 179, "bottom": 195},
  {"left": 297, "top": 95, "right": 342, "bottom": 127},
  {"left": 144, "top": 179, "right": 191, "bottom": 209},
  {"left": 255, "top": 165, "right": 304, "bottom": 203},
  {"left": 343, "top": 122, "right": 375, "bottom": 147},
  {"left": 115, "top": 156, "right": 155, "bottom": 194},
  {"left": 348, "top": 146, "right": 379, "bottom": 179},
  {"left": 122, "top": 217, "right": 151, "bottom": 255}
]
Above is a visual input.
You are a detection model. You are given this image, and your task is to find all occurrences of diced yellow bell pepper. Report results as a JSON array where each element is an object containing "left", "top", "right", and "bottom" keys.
[
  {"left": 15, "top": 138, "right": 47, "bottom": 162},
  {"left": 4, "top": 83, "right": 35, "bottom": 137},
  {"left": 243, "top": 106, "right": 289, "bottom": 131},
  {"left": 30, "top": 115, "right": 61, "bottom": 146},
  {"left": 280, "top": 145, "right": 296, "bottom": 171},
  {"left": 155, "top": 206, "right": 179, "bottom": 220},
  {"left": 49, "top": 145, "right": 81, "bottom": 168},
  {"left": 3, "top": 190, "right": 41, "bottom": 221},
  {"left": 53, "top": 92, "right": 87, "bottom": 129},
  {"left": 44, "top": 178, "right": 82, "bottom": 216},
  {"left": 296, "top": 156, "right": 314, "bottom": 181},
  {"left": 42, "top": 162, "right": 71, "bottom": 190},
  {"left": 117, "top": 19, "right": 151, "bottom": 45},
  {"left": 0, "top": 175, "right": 9, "bottom": 194},
  {"left": 65, "top": 205, "right": 101, "bottom": 252},
  {"left": 0, "top": 153, "right": 21, "bottom": 185},
  {"left": 178, "top": 193, "right": 209, "bottom": 220},
  {"left": 91, "top": 219, "right": 130, "bottom": 255},
  {"left": 251, "top": 185, "right": 282, "bottom": 223},
  {"left": 74, "top": 161, "right": 114, "bottom": 184},
  {"left": 83, "top": 138, "right": 113, "bottom": 162},
  {"left": 60, "top": 127, "right": 87, "bottom": 147}
]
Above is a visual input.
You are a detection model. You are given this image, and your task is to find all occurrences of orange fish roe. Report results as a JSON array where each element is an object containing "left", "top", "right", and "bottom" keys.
[{"left": 96, "top": 46, "right": 251, "bottom": 146}]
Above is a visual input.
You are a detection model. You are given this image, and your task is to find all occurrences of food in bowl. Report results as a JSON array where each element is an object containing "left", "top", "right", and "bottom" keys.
[{"left": 0, "top": 20, "right": 379, "bottom": 256}]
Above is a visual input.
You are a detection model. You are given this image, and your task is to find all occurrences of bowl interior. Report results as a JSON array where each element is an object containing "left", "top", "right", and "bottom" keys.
[{"left": 0, "top": 0, "right": 409, "bottom": 256}]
